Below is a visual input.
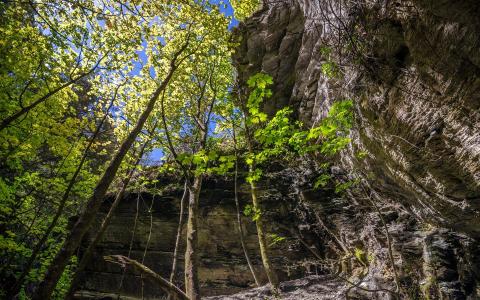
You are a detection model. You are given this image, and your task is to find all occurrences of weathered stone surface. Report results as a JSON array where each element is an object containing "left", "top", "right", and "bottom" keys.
[
  {"left": 233, "top": 0, "right": 479, "bottom": 298},
  {"left": 205, "top": 275, "right": 349, "bottom": 300},
  {"left": 76, "top": 176, "right": 317, "bottom": 299},
  {"left": 234, "top": 0, "right": 480, "bottom": 236}
]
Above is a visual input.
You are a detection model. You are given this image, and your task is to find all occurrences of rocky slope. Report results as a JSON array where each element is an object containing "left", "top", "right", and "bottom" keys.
[{"left": 232, "top": 0, "right": 479, "bottom": 299}]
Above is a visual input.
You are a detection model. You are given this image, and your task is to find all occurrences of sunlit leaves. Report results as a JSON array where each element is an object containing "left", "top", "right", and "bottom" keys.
[
  {"left": 147, "top": 2, "right": 234, "bottom": 181},
  {"left": 268, "top": 233, "right": 286, "bottom": 246},
  {"left": 241, "top": 73, "right": 353, "bottom": 183},
  {"left": 231, "top": 0, "right": 261, "bottom": 21},
  {"left": 246, "top": 73, "right": 271, "bottom": 124},
  {"left": 0, "top": 1, "right": 356, "bottom": 297},
  {"left": 313, "top": 174, "right": 331, "bottom": 190},
  {"left": 0, "top": 1, "right": 235, "bottom": 297}
]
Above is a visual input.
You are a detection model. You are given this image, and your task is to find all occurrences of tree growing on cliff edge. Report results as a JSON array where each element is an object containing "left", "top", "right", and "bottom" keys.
[{"left": 238, "top": 73, "right": 280, "bottom": 292}]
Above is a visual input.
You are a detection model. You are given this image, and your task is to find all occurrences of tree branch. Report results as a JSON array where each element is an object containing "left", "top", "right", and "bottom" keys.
[{"left": 104, "top": 255, "right": 190, "bottom": 300}]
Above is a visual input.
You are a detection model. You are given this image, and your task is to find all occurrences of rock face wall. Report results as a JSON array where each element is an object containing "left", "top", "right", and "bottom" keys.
[
  {"left": 77, "top": 175, "right": 321, "bottom": 299},
  {"left": 233, "top": 0, "right": 479, "bottom": 299}
]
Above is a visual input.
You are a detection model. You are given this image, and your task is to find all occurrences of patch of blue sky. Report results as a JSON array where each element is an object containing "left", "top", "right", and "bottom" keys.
[{"left": 211, "top": 0, "right": 239, "bottom": 28}]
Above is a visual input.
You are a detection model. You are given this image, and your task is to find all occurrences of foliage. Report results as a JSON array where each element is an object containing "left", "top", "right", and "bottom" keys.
[
  {"left": 268, "top": 234, "right": 287, "bottom": 246},
  {"left": 234, "top": 73, "right": 354, "bottom": 292},
  {"left": 354, "top": 247, "right": 367, "bottom": 266},
  {"left": 314, "top": 174, "right": 332, "bottom": 190},
  {"left": 334, "top": 178, "right": 360, "bottom": 194},
  {"left": 243, "top": 204, "right": 262, "bottom": 221},
  {"left": 320, "top": 47, "right": 340, "bottom": 78},
  {"left": 0, "top": 0, "right": 234, "bottom": 297},
  {"left": 243, "top": 72, "right": 353, "bottom": 184},
  {"left": 177, "top": 151, "right": 236, "bottom": 176},
  {"left": 231, "top": 0, "right": 261, "bottom": 21},
  {"left": 0, "top": 1, "right": 355, "bottom": 297}
]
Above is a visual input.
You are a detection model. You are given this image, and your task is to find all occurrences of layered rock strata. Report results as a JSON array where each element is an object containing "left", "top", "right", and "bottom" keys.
[{"left": 233, "top": 0, "right": 480, "bottom": 298}]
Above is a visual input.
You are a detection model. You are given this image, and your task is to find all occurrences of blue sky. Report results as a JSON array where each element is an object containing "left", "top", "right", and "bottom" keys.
[
  {"left": 144, "top": 0, "right": 237, "bottom": 165},
  {"left": 216, "top": 0, "right": 239, "bottom": 28}
]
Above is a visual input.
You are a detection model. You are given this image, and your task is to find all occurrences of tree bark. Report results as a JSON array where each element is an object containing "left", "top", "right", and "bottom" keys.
[
  {"left": 169, "top": 180, "right": 189, "bottom": 284},
  {"left": 184, "top": 176, "right": 202, "bottom": 300},
  {"left": 158, "top": 38, "right": 211, "bottom": 300},
  {"left": 104, "top": 255, "right": 190, "bottom": 300},
  {"left": 64, "top": 183, "right": 128, "bottom": 300},
  {"left": 241, "top": 101, "right": 279, "bottom": 292},
  {"left": 249, "top": 176, "right": 279, "bottom": 291},
  {"left": 64, "top": 132, "right": 154, "bottom": 299},
  {"left": 31, "top": 40, "right": 189, "bottom": 300}
]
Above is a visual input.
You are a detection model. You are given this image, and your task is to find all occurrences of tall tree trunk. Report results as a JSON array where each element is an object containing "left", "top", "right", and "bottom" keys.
[
  {"left": 7, "top": 87, "right": 117, "bottom": 298},
  {"left": 184, "top": 176, "right": 202, "bottom": 300},
  {"left": 242, "top": 107, "right": 279, "bottom": 292},
  {"left": 31, "top": 42, "right": 188, "bottom": 299},
  {"left": 64, "top": 181, "right": 128, "bottom": 300},
  {"left": 248, "top": 175, "right": 279, "bottom": 291},
  {"left": 65, "top": 120, "right": 160, "bottom": 298},
  {"left": 232, "top": 123, "right": 260, "bottom": 286},
  {"left": 169, "top": 180, "right": 188, "bottom": 284},
  {"left": 64, "top": 135, "right": 153, "bottom": 300}
]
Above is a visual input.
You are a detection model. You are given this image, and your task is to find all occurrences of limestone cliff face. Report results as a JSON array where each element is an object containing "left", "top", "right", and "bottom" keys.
[
  {"left": 233, "top": 0, "right": 479, "bottom": 298},
  {"left": 234, "top": 0, "right": 480, "bottom": 236},
  {"left": 76, "top": 175, "right": 320, "bottom": 299}
]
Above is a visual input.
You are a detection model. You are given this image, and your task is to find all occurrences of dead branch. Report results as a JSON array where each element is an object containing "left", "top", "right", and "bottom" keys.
[{"left": 104, "top": 255, "right": 190, "bottom": 300}]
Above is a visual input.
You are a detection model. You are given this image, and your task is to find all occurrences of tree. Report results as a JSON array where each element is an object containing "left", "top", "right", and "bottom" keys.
[
  {"left": 64, "top": 119, "right": 160, "bottom": 299},
  {"left": 158, "top": 36, "right": 233, "bottom": 298},
  {"left": 28, "top": 1, "right": 235, "bottom": 298},
  {"left": 105, "top": 255, "right": 190, "bottom": 300},
  {"left": 231, "top": 119, "right": 261, "bottom": 286},
  {"left": 1, "top": 1, "right": 356, "bottom": 299},
  {"left": 236, "top": 73, "right": 353, "bottom": 295},
  {"left": 239, "top": 74, "right": 280, "bottom": 292},
  {"left": 31, "top": 19, "right": 195, "bottom": 300},
  {"left": 6, "top": 82, "right": 124, "bottom": 299},
  {"left": 0, "top": 2, "right": 128, "bottom": 296}
]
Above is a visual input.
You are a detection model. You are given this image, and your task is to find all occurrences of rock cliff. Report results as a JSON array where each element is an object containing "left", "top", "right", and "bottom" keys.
[
  {"left": 76, "top": 174, "right": 326, "bottom": 299},
  {"left": 232, "top": 0, "right": 479, "bottom": 299}
]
